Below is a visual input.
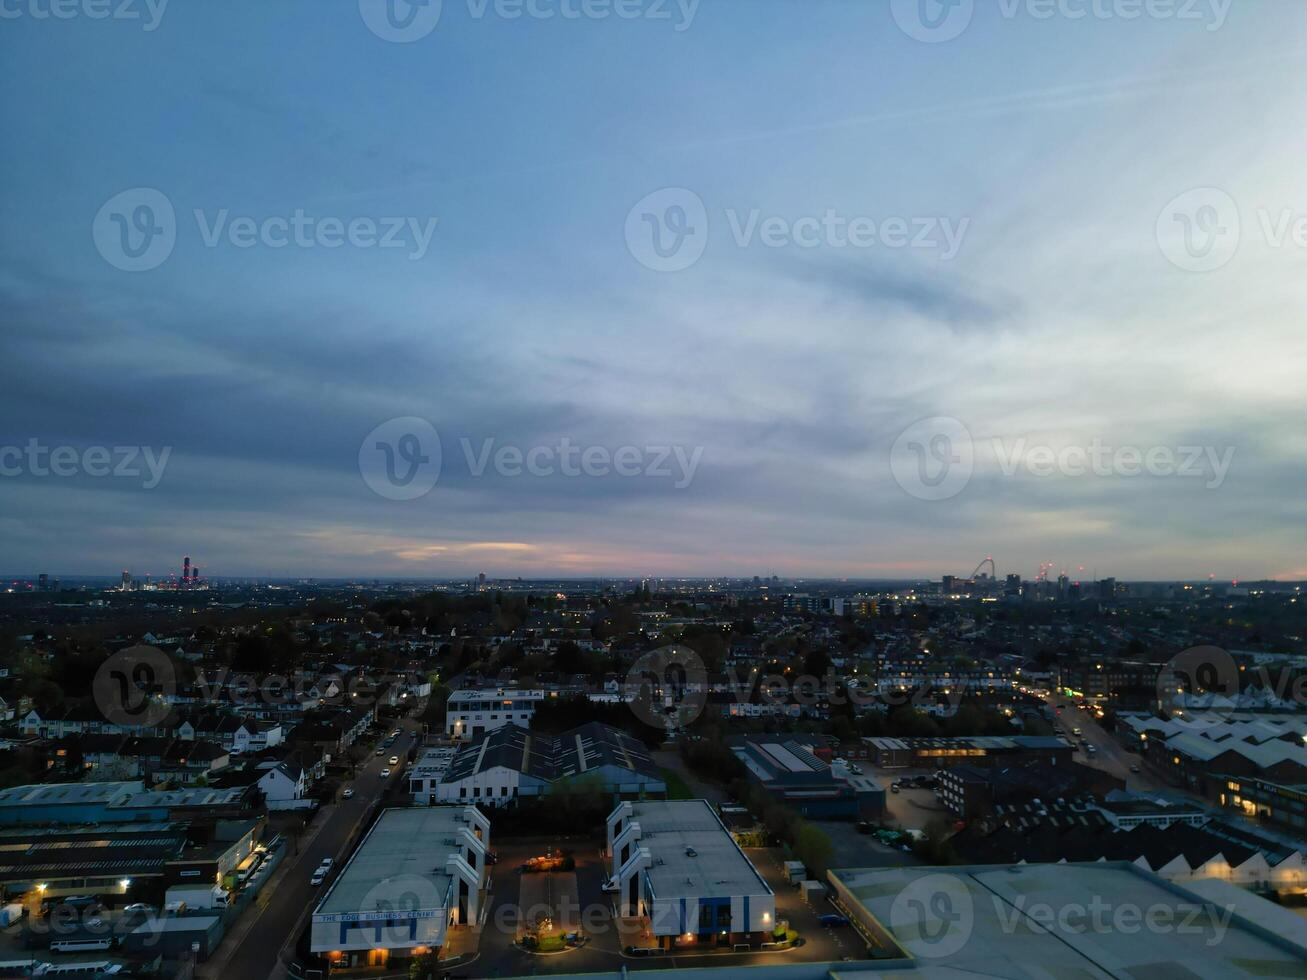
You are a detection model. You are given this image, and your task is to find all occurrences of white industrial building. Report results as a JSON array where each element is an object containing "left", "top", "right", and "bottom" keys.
[
  {"left": 432, "top": 722, "right": 665, "bottom": 806},
  {"left": 606, "top": 799, "right": 775, "bottom": 950},
  {"left": 445, "top": 688, "right": 551, "bottom": 740},
  {"left": 407, "top": 746, "right": 458, "bottom": 805},
  {"left": 310, "top": 806, "right": 490, "bottom": 970}
]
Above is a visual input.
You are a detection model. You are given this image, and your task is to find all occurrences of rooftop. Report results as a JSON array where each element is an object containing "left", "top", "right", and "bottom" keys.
[
  {"left": 828, "top": 862, "right": 1307, "bottom": 977},
  {"left": 442, "top": 722, "right": 660, "bottom": 784},
  {"left": 628, "top": 799, "right": 772, "bottom": 901},
  {"left": 0, "top": 781, "right": 142, "bottom": 807},
  {"left": 313, "top": 808, "right": 472, "bottom": 918}
]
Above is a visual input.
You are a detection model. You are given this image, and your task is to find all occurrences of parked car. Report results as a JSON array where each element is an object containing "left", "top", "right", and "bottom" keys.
[
  {"left": 318, "top": 858, "right": 334, "bottom": 871},
  {"left": 389, "top": 756, "right": 400, "bottom": 765},
  {"left": 311, "top": 869, "right": 327, "bottom": 886},
  {"left": 1129, "top": 764, "right": 1141, "bottom": 773},
  {"left": 890, "top": 784, "right": 900, "bottom": 794},
  {"left": 376, "top": 748, "right": 385, "bottom": 756},
  {"left": 122, "top": 904, "right": 153, "bottom": 914},
  {"left": 819, "top": 914, "right": 851, "bottom": 927},
  {"left": 342, "top": 787, "right": 355, "bottom": 799},
  {"left": 380, "top": 768, "right": 392, "bottom": 778}
]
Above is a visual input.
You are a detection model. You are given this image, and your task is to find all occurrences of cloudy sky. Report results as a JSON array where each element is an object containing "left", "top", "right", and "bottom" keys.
[{"left": 1, "top": 0, "right": 1305, "bottom": 581}]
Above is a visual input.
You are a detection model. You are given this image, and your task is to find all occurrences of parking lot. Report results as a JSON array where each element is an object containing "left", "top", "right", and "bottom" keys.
[
  {"left": 470, "top": 835, "right": 873, "bottom": 975},
  {"left": 874, "top": 769, "right": 951, "bottom": 832},
  {"left": 814, "top": 820, "right": 922, "bottom": 869}
]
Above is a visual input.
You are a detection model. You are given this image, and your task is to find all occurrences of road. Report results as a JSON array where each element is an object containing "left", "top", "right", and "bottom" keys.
[
  {"left": 206, "top": 707, "right": 425, "bottom": 980},
  {"left": 1044, "top": 695, "right": 1166, "bottom": 793}
]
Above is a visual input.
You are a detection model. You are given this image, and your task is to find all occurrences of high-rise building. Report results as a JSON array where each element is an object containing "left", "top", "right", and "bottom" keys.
[
  {"left": 121, "top": 570, "right": 132, "bottom": 591},
  {"left": 37, "top": 573, "right": 48, "bottom": 592},
  {"left": 1005, "top": 573, "right": 1022, "bottom": 596},
  {"left": 182, "top": 556, "right": 191, "bottom": 587}
]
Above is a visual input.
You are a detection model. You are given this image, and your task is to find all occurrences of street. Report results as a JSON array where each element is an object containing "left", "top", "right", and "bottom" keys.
[
  {"left": 1043, "top": 694, "right": 1166, "bottom": 793},
  {"left": 203, "top": 708, "right": 424, "bottom": 980}
]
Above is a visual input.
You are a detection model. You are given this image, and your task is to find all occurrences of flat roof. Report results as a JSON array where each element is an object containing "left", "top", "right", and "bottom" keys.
[
  {"left": 628, "top": 800, "right": 772, "bottom": 901},
  {"left": 314, "top": 808, "right": 470, "bottom": 919},
  {"left": 828, "top": 862, "right": 1307, "bottom": 977}
]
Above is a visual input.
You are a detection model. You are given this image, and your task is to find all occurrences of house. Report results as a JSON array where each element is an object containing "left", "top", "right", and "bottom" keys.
[{"left": 257, "top": 760, "right": 307, "bottom": 804}]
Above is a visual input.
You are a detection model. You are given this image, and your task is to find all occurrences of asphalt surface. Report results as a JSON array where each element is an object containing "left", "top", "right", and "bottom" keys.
[
  {"left": 473, "top": 838, "right": 863, "bottom": 976},
  {"left": 1044, "top": 695, "right": 1165, "bottom": 792},
  {"left": 207, "top": 708, "right": 424, "bottom": 980}
]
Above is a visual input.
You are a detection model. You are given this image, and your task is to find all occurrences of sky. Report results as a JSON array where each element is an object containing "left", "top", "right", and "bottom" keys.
[{"left": 1, "top": 0, "right": 1305, "bottom": 581}]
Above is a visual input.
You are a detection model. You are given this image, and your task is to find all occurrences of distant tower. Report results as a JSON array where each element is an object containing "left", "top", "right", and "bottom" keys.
[
  {"left": 38, "top": 573, "right": 48, "bottom": 592},
  {"left": 478, "top": 572, "right": 486, "bottom": 591},
  {"left": 191, "top": 565, "right": 199, "bottom": 585},
  {"left": 182, "top": 556, "right": 191, "bottom": 587},
  {"left": 121, "top": 570, "right": 132, "bottom": 591}
]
